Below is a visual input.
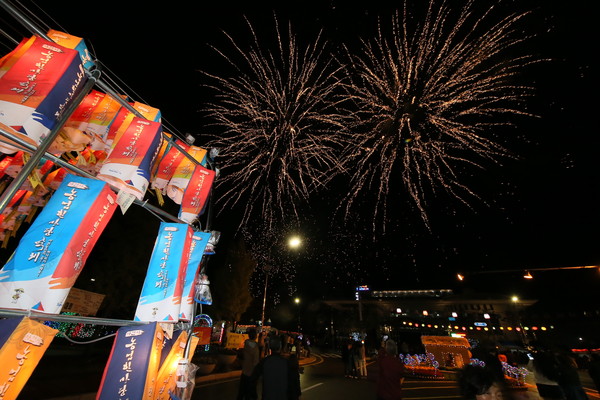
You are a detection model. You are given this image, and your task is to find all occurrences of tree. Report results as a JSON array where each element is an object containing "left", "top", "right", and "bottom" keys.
[{"left": 208, "top": 236, "right": 256, "bottom": 323}]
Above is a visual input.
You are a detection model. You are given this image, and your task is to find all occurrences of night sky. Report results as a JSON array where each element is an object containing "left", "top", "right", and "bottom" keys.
[{"left": 1, "top": 1, "right": 597, "bottom": 305}]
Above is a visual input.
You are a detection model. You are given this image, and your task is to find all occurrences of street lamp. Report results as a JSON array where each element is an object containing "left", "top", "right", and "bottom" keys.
[
  {"left": 260, "top": 235, "right": 303, "bottom": 327},
  {"left": 294, "top": 297, "right": 301, "bottom": 331}
]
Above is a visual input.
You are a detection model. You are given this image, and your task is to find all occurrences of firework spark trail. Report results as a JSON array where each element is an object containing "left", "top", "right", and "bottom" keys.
[
  {"left": 340, "top": 0, "right": 541, "bottom": 231},
  {"left": 201, "top": 15, "right": 350, "bottom": 230}
]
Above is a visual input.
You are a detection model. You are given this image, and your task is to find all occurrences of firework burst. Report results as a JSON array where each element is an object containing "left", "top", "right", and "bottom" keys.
[
  {"left": 201, "top": 15, "right": 349, "bottom": 230},
  {"left": 339, "top": 0, "right": 541, "bottom": 230}
]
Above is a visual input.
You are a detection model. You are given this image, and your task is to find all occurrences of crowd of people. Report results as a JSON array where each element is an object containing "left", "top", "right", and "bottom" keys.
[{"left": 233, "top": 328, "right": 598, "bottom": 400}]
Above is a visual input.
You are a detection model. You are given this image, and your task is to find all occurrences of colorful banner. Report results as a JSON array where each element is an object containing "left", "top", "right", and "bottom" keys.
[
  {"left": 154, "top": 330, "right": 198, "bottom": 399},
  {"left": 97, "top": 117, "right": 163, "bottom": 200},
  {"left": 46, "top": 29, "right": 94, "bottom": 70},
  {"left": 151, "top": 136, "right": 189, "bottom": 194},
  {"left": 134, "top": 223, "right": 193, "bottom": 323},
  {"left": 0, "top": 174, "right": 117, "bottom": 313},
  {"left": 0, "top": 317, "right": 58, "bottom": 399},
  {"left": 0, "top": 36, "right": 86, "bottom": 154},
  {"left": 179, "top": 231, "right": 211, "bottom": 321},
  {"left": 105, "top": 101, "right": 161, "bottom": 152},
  {"left": 192, "top": 327, "right": 212, "bottom": 345},
  {"left": 165, "top": 146, "right": 207, "bottom": 204},
  {"left": 97, "top": 323, "right": 164, "bottom": 400},
  {"left": 178, "top": 164, "right": 215, "bottom": 224}
]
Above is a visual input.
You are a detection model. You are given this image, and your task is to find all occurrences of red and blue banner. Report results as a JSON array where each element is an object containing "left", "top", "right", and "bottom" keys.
[
  {"left": 46, "top": 29, "right": 94, "bottom": 70},
  {"left": 179, "top": 231, "right": 211, "bottom": 321},
  {"left": 0, "top": 174, "right": 117, "bottom": 314},
  {"left": 0, "top": 317, "right": 58, "bottom": 399},
  {"left": 0, "top": 36, "right": 86, "bottom": 154},
  {"left": 134, "top": 223, "right": 193, "bottom": 323},
  {"left": 97, "top": 323, "right": 164, "bottom": 400},
  {"left": 97, "top": 117, "right": 163, "bottom": 200},
  {"left": 178, "top": 164, "right": 215, "bottom": 224},
  {"left": 166, "top": 146, "right": 207, "bottom": 204}
]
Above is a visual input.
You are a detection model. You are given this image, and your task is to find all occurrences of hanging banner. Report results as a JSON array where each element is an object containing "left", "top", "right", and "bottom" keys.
[
  {"left": 151, "top": 136, "right": 189, "bottom": 194},
  {"left": 0, "top": 36, "right": 86, "bottom": 154},
  {"left": 96, "top": 117, "right": 163, "bottom": 201},
  {"left": 165, "top": 146, "right": 207, "bottom": 204},
  {"left": 0, "top": 174, "right": 117, "bottom": 313},
  {"left": 105, "top": 102, "right": 161, "bottom": 152},
  {"left": 179, "top": 231, "right": 211, "bottom": 321},
  {"left": 178, "top": 164, "right": 215, "bottom": 224},
  {"left": 154, "top": 330, "right": 198, "bottom": 399},
  {"left": 86, "top": 91, "right": 124, "bottom": 152},
  {"left": 97, "top": 323, "right": 164, "bottom": 400},
  {"left": 134, "top": 223, "right": 194, "bottom": 323},
  {"left": 46, "top": 29, "right": 94, "bottom": 70},
  {"left": 0, "top": 317, "right": 58, "bottom": 399}
]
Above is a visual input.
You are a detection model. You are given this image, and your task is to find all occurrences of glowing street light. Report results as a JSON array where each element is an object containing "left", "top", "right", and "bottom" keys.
[
  {"left": 288, "top": 236, "right": 302, "bottom": 249},
  {"left": 261, "top": 236, "right": 303, "bottom": 327}
]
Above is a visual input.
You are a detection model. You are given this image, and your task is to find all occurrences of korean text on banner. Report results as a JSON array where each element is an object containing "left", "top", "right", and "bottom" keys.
[
  {"left": 0, "top": 317, "right": 58, "bottom": 399},
  {"left": 179, "top": 231, "right": 211, "bottom": 321},
  {"left": 97, "top": 117, "right": 163, "bottom": 200},
  {"left": 134, "top": 223, "right": 194, "bottom": 323},
  {"left": 0, "top": 36, "right": 86, "bottom": 154},
  {"left": 0, "top": 174, "right": 117, "bottom": 314},
  {"left": 97, "top": 323, "right": 164, "bottom": 400},
  {"left": 178, "top": 164, "right": 215, "bottom": 224}
]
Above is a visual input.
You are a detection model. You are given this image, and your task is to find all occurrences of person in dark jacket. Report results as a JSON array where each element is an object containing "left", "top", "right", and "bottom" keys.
[
  {"left": 376, "top": 339, "right": 405, "bottom": 400},
  {"left": 252, "top": 335, "right": 301, "bottom": 400}
]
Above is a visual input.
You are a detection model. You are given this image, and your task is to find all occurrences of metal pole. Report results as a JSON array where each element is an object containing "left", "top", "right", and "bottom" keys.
[
  {"left": 261, "top": 272, "right": 269, "bottom": 327},
  {"left": 0, "top": 127, "right": 186, "bottom": 224},
  {"left": 0, "top": 68, "right": 101, "bottom": 214},
  {"left": 0, "top": 308, "right": 149, "bottom": 327}
]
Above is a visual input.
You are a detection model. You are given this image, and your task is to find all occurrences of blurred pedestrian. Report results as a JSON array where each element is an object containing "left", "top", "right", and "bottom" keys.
[
  {"left": 376, "top": 339, "right": 405, "bottom": 400},
  {"left": 237, "top": 328, "right": 260, "bottom": 400},
  {"left": 528, "top": 350, "right": 565, "bottom": 400},
  {"left": 555, "top": 351, "right": 589, "bottom": 400},
  {"left": 588, "top": 353, "right": 600, "bottom": 391},
  {"left": 355, "top": 341, "right": 367, "bottom": 379},
  {"left": 251, "top": 335, "right": 301, "bottom": 400},
  {"left": 457, "top": 364, "right": 504, "bottom": 400}
]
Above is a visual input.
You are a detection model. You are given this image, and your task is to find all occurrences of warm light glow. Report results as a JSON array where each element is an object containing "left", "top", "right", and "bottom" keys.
[
  {"left": 511, "top": 296, "right": 519, "bottom": 302},
  {"left": 452, "top": 312, "right": 458, "bottom": 318},
  {"left": 294, "top": 297, "right": 300, "bottom": 304},
  {"left": 457, "top": 273, "right": 464, "bottom": 281},
  {"left": 396, "top": 308, "right": 402, "bottom": 314},
  {"left": 288, "top": 236, "right": 302, "bottom": 248},
  {"left": 523, "top": 271, "right": 533, "bottom": 279},
  {"left": 483, "top": 313, "right": 490, "bottom": 319},
  {"left": 422, "top": 310, "right": 429, "bottom": 316}
]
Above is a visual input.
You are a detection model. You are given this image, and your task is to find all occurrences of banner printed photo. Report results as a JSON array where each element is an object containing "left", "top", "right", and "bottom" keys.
[{"left": 179, "top": 231, "right": 211, "bottom": 321}]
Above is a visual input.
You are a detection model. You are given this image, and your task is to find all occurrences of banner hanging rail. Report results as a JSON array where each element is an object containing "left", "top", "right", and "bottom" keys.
[
  {"left": 0, "top": 308, "right": 150, "bottom": 327},
  {"left": 0, "top": 0, "right": 207, "bottom": 170},
  {"left": 0, "top": 68, "right": 101, "bottom": 214},
  {"left": 0, "top": 126, "right": 187, "bottom": 224}
]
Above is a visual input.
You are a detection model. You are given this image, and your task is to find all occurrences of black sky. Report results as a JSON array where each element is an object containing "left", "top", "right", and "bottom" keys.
[{"left": 1, "top": 1, "right": 598, "bottom": 303}]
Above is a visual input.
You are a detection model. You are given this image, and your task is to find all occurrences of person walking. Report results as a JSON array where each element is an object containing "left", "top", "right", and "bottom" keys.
[
  {"left": 528, "top": 350, "right": 566, "bottom": 399},
  {"left": 376, "top": 339, "right": 405, "bottom": 400},
  {"left": 588, "top": 353, "right": 600, "bottom": 392},
  {"left": 457, "top": 364, "right": 504, "bottom": 400},
  {"left": 355, "top": 341, "right": 367, "bottom": 379},
  {"left": 555, "top": 351, "right": 589, "bottom": 400},
  {"left": 237, "top": 328, "right": 260, "bottom": 400},
  {"left": 251, "top": 335, "right": 301, "bottom": 400}
]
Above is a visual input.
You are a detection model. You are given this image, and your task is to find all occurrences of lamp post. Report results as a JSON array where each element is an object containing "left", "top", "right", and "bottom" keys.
[
  {"left": 294, "top": 297, "right": 301, "bottom": 331},
  {"left": 260, "top": 235, "right": 303, "bottom": 328},
  {"left": 260, "top": 266, "right": 271, "bottom": 328}
]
